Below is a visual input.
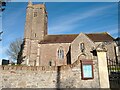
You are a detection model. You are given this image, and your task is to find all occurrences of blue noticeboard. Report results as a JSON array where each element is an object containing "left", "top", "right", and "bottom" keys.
[{"left": 83, "top": 65, "right": 92, "bottom": 78}]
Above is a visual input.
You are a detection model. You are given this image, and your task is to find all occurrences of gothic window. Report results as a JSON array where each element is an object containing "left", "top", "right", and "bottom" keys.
[
  {"left": 58, "top": 47, "right": 64, "bottom": 59},
  {"left": 34, "top": 12, "right": 37, "bottom": 17}
]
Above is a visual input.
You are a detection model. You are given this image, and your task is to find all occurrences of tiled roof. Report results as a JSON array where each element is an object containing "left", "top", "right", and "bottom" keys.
[
  {"left": 86, "top": 33, "right": 114, "bottom": 42},
  {"left": 39, "top": 32, "right": 114, "bottom": 44},
  {"left": 39, "top": 34, "right": 78, "bottom": 44}
]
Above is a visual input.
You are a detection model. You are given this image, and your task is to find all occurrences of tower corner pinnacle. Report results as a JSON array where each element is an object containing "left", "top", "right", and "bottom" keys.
[{"left": 27, "top": 0, "right": 33, "bottom": 8}]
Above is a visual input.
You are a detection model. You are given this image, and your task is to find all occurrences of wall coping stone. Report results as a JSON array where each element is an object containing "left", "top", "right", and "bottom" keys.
[{"left": 0, "top": 59, "right": 97, "bottom": 71}]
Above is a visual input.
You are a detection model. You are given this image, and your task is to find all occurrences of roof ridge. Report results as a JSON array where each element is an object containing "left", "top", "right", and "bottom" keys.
[
  {"left": 47, "top": 34, "right": 79, "bottom": 36},
  {"left": 86, "top": 32, "right": 108, "bottom": 34},
  {"left": 106, "top": 32, "right": 115, "bottom": 40}
]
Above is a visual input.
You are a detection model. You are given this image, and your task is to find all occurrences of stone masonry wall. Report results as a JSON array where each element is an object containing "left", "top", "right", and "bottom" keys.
[
  {"left": 95, "top": 42, "right": 116, "bottom": 60},
  {"left": 39, "top": 43, "right": 71, "bottom": 66},
  {"left": 71, "top": 33, "right": 96, "bottom": 64},
  {"left": 0, "top": 59, "right": 100, "bottom": 89}
]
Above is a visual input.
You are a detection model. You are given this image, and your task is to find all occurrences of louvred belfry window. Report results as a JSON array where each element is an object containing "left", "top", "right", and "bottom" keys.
[{"left": 34, "top": 12, "right": 37, "bottom": 17}]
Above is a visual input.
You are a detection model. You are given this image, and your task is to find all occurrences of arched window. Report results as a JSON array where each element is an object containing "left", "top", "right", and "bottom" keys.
[{"left": 58, "top": 47, "right": 64, "bottom": 59}]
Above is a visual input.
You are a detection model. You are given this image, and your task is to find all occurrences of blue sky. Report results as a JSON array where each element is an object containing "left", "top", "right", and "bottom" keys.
[{"left": 0, "top": 2, "right": 118, "bottom": 60}]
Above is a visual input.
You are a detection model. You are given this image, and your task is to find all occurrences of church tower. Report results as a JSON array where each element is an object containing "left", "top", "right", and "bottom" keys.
[{"left": 22, "top": 2, "right": 48, "bottom": 66}]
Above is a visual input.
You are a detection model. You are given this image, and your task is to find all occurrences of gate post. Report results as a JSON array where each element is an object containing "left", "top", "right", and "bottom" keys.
[{"left": 96, "top": 47, "right": 110, "bottom": 88}]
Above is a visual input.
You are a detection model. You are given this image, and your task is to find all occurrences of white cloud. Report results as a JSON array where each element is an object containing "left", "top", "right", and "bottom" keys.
[
  {"left": 84, "top": 24, "right": 117, "bottom": 33},
  {"left": 83, "top": 24, "right": 118, "bottom": 38},
  {"left": 49, "top": 23, "right": 83, "bottom": 34},
  {"left": 49, "top": 4, "right": 115, "bottom": 34}
]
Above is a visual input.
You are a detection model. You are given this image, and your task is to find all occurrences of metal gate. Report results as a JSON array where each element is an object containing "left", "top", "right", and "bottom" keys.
[{"left": 107, "top": 59, "right": 120, "bottom": 88}]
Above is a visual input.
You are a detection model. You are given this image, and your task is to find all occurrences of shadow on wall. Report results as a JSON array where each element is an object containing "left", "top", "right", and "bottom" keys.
[
  {"left": 56, "top": 66, "right": 76, "bottom": 88},
  {"left": 55, "top": 66, "right": 81, "bottom": 88},
  {"left": 60, "top": 77, "right": 76, "bottom": 88},
  {"left": 56, "top": 62, "right": 77, "bottom": 88},
  {"left": 56, "top": 66, "right": 61, "bottom": 89},
  {"left": 66, "top": 46, "right": 71, "bottom": 65}
]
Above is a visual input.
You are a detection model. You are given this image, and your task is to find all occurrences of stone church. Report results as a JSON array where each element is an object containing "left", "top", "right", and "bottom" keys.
[{"left": 21, "top": 2, "right": 117, "bottom": 66}]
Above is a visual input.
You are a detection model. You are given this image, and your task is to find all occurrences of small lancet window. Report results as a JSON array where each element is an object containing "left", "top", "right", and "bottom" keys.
[
  {"left": 49, "top": 61, "right": 52, "bottom": 66},
  {"left": 58, "top": 47, "right": 64, "bottom": 59},
  {"left": 34, "top": 12, "right": 37, "bottom": 17},
  {"left": 80, "top": 43, "right": 85, "bottom": 52},
  {"left": 34, "top": 33, "right": 36, "bottom": 37}
]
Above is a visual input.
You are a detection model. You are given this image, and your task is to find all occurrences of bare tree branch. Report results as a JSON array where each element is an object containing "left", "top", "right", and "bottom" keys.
[{"left": 6, "top": 38, "right": 23, "bottom": 62}]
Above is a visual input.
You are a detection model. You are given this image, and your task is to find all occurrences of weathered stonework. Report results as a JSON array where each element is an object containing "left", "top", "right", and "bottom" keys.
[
  {"left": 21, "top": 2, "right": 117, "bottom": 67},
  {"left": 0, "top": 59, "right": 100, "bottom": 88},
  {"left": 71, "top": 33, "right": 96, "bottom": 64},
  {"left": 22, "top": 2, "right": 48, "bottom": 66},
  {"left": 95, "top": 42, "right": 117, "bottom": 60},
  {"left": 39, "top": 43, "right": 71, "bottom": 66}
]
